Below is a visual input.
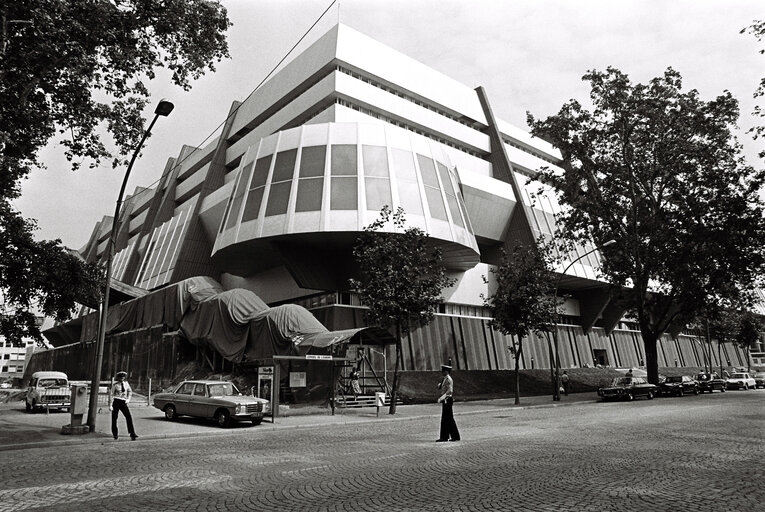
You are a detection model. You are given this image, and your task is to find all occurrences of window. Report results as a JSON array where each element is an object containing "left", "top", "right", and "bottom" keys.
[
  {"left": 265, "top": 150, "right": 298, "bottom": 216},
  {"left": 438, "top": 162, "right": 464, "bottom": 227},
  {"left": 224, "top": 162, "right": 254, "bottom": 230},
  {"left": 391, "top": 149, "right": 423, "bottom": 215},
  {"left": 242, "top": 156, "right": 272, "bottom": 222},
  {"left": 331, "top": 145, "right": 357, "bottom": 176},
  {"left": 417, "top": 154, "right": 447, "bottom": 221},
  {"left": 295, "top": 146, "right": 326, "bottom": 212},
  {"left": 363, "top": 145, "right": 391, "bottom": 211}
]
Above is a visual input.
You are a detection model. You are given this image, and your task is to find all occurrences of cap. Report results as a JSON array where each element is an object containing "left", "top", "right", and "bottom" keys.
[
  {"left": 115, "top": 371, "right": 127, "bottom": 378},
  {"left": 441, "top": 365, "right": 452, "bottom": 372}
]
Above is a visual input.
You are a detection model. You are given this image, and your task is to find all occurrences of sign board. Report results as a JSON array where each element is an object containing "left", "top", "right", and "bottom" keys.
[
  {"left": 290, "top": 371, "right": 306, "bottom": 388},
  {"left": 258, "top": 366, "right": 274, "bottom": 375},
  {"left": 306, "top": 354, "right": 333, "bottom": 360},
  {"left": 375, "top": 392, "right": 386, "bottom": 407}
]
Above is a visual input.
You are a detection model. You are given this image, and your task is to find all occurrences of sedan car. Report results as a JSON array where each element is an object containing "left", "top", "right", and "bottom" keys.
[
  {"left": 598, "top": 376, "right": 657, "bottom": 401},
  {"left": 752, "top": 372, "right": 765, "bottom": 389},
  {"left": 153, "top": 380, "right": 270, "bottom": 427},
  {"left": 695, "top": 373, "right": 727, "bottom": 393},
  {"left": 657, "top": 375, "right": 699, "bottom": 397},
  {"left": 725, "top": 372, "right": 756, "bottom": 390}
]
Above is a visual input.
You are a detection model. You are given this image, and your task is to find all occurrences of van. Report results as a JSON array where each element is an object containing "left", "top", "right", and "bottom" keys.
[{"left": 26, "top": 371, "right": 70, "bottom": 412}]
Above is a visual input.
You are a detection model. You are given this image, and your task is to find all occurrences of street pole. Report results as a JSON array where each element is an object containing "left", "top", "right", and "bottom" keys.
[
  {"left": 87, "top": 100, "right": 174, "bottom": 432},
  {"left": 551, "top": 239, "right": 616, "bottom": 401}
]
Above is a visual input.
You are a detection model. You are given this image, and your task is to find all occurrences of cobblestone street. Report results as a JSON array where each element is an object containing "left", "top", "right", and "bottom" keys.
[{"left": 0, "top": 391, "right": 762, "bottom": 511}]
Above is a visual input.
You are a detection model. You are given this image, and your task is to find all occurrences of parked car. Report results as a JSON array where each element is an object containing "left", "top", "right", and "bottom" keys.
[
  {"left": 25, "top": 371, "right": 70, "bottom": 412},
  {"left": 598, "top": 376, "right": 657, "bottom": 401},
  {"left": 752, "top": 371, "right": 765, "bottom": 389},
  {"left": 152, "top": 380, "right": 270, "bottom": 428},
  {"left": 695, "top": 373, "right": 727, "bottom": 393},
  {"left": 0, "top": 381, "right": 12, "bottom": 389},
  {"left": 725, "top": 372, "right": 756, "bottom": 390},
  {"left": 657, "top": 375, "right": 699, "bottom": 397}
]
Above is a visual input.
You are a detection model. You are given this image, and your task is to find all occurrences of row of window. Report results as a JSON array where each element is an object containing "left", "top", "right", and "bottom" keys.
[{"left": 221, "top": 143, "right": 472, "bottom": 232}]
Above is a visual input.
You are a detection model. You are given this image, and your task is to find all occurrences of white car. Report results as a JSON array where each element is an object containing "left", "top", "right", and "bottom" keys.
[{"left": 726, "top": 372, "right": 756, "bottom": 390}]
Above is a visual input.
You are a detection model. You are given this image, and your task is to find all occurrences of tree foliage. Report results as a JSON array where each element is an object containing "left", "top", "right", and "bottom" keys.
[
  {"left": 735, "top": 313, "right": 762, "bottom": 370},
  {"left": 0, "top": 0, "right": 231, "bottom": 344},
  {"left": 1, "top": 0, "right": 231, "bottom": 198},
  {"left": 350, "top": 206, "right": 456, "bottom": 413},
  {"left": 742, "top": 19, "right": 765, "bottom": 147},
  {"left": 482, "top": 241, "right": 558, "bottom": 404},
  {"left": 528, "top": 67, "right": 765, "bottom": 383},
  {"left": 0, "top": 202, "right": 102, "bottom": 346}
]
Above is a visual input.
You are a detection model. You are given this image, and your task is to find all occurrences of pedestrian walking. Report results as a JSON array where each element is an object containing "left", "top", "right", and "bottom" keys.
[
  {"left": 561, "top": 370, "right": 570, "bottom": 396},
  {"left": 110, "top": 371, "right": 138, "bottom": 441},
  {"left": 436, "top": 364, "right": 460, "bottom": 442}
]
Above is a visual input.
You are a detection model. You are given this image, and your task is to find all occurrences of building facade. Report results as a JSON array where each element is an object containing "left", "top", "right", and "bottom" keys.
[{"left": 47, "top": 23, "right": 758, "bottom": 373}]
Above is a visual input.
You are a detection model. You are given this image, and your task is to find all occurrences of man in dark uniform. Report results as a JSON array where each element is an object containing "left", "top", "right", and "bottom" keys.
[{"left": 436, "top": 364, "right": 460, "bottom": 442}]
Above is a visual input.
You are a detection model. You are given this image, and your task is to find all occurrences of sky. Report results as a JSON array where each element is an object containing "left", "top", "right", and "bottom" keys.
[{"left": 13, "top": 0, "right": 765, "bottom": 250}]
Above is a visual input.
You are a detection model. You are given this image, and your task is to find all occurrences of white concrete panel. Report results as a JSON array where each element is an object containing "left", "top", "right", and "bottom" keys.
[
  {"left": 442, "top": 263, "right": 491, "bottom": 307},
  {"left": 277, "top": 126, "right": 301, "bottom": 149},
  {"left": 358, "top": 123, "right": 386, "bottom": 146},
  {"left": 330, "top": 122, "right": 357, "bottom": 144},
  {"left": 292, "top": 211, "right": 322, "bottom": 233},
  {"left": 327, "top": 210, "right": 358, "bottom": 231},
  {"left": 175, "top": 164, "right": 208, "bottom": 202},
  {"left": 229, "top": 26, "right": 340, "bottom": 136},
  {"left": 496, "top": 118, "right": 562, "bottom": 161},
  {"left": 261, "top": 215, "right": 288, "bottom": 238},
  {"left": 334, "top": 73, "right": 490, "bottom": 152},
  {"left": 302, "top": 123, "right": 330, "bottom": 146},
  {"left": 335, "top": 25, "right": 487, "bottom": 126}
]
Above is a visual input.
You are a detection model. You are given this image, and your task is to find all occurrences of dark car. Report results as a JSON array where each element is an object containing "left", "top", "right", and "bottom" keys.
[
  {"left": 695, "top": 373, "right": 727, "bottom": 393},
  {"left": 752, "top": 372, "right": 765, "bottom": 389},
  {"left": 598, "top": 376, "right": 657, "bottom": 401},
  {"left": 153, "top": 380, "right": 270, "bottom": 428},
  {"left": 657, "top": 375, "right": 699, "bottom": 397}
]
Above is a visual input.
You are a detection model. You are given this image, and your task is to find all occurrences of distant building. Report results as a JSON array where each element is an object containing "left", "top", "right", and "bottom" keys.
[
  {"left": 1, "top": 336, "right": 37, "bottom": 383},
  {"left": 44, "top": 23, "right": 757, "bottom": 373}
]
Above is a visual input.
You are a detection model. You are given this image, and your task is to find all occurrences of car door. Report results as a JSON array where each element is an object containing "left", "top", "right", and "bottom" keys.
[
  {"left": 189, "top": 383, "right": 208, "bottom": 417},
  {"left": 173, "top": 382, "right": 195, "bottom": 415}
]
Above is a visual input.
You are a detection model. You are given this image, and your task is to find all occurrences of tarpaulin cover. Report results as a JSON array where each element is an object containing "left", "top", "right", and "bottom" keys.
[{"left": 58, "top": 276, "right": 393, "bottom": 361}]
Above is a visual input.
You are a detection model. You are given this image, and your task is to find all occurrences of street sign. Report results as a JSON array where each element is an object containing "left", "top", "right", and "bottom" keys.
[{"left": 306, "top": 354, "right": 333, "bottom": 360}]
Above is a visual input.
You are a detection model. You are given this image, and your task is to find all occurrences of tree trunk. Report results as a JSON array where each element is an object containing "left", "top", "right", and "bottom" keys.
[
  {"left": 642, "top": 333, "right": 660, "bottom": 384},
  {"left": 514, "top": 335, "right": 522, "bottom": 405},
  {"left": 389, "top": 321, "right": 402, "bottom": 415},
  {"left": 545, "top": 331, "right": 556, "bottom": 399}
]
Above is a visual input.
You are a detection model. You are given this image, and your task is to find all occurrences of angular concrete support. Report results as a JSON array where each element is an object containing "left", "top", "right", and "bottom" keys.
[{"left": 575, "top": 286, "right": 612, "bottom": 334}]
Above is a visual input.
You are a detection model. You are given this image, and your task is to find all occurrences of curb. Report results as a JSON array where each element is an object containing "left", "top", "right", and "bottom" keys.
[{"left": 0, "top": 396, "right": 598, "bottom": 452}]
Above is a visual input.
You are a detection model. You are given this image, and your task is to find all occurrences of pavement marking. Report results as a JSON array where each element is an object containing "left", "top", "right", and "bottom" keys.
[{"left": 0, "top": 469, "right": 230, "bottom": 512}]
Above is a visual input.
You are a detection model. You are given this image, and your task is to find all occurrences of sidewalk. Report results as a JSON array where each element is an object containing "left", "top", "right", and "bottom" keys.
[{"left": 0, "top": 392, "right": 599, "bottom": 452}]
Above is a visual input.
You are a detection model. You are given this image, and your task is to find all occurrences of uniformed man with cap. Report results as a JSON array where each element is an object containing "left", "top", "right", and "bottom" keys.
[
  {"left": 436, "top": 364, "right": 460, "bottom": 442},
  {"left": 111, "top": 371, "right": 138, "bottom": 440}
]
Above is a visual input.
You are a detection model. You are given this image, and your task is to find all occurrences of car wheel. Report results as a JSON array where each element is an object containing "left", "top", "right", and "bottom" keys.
[
  {"left": 215, "top": 409, "right": 232, "bottom": 428},
  {"left": 647, "top": 391, "right": 654, "bottom": 400},
  {"left": 252, "top": 417, "right": 263, "bottom": 426},
  {"left": 164, "top": 405, "right": 177, "bottom": 421}
]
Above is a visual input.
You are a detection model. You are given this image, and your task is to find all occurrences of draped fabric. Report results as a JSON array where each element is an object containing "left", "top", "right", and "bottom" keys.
[{"left": 67, "top": 276, "right": 394, "bottom": 363}]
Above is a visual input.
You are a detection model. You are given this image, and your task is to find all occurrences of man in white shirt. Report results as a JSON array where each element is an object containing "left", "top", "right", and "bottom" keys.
[
  {"left": 436, "top": 364, "right": 460, "bottom": 442},
  {"left": 111, "top": 371, "right": 138, "bottom": 440}
]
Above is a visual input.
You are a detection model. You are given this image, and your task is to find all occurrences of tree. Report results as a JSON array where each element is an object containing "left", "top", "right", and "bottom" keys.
[
  {"left": 0, "top": 202, "right": 102, "bottom": 346},
  {"left": 482, "top": 241, "right": 558, "bottom": 404},
  {"left": 350, "top": 206, "right": 456, "bottom": 414},
  {"left": 741, "top": 20, "right": 765, "bottom": 150},
  {"left": 528, "top": 67, "right": 765, "bottom": 384},
  {"left": 735, "top": 313, "right": 763, "bottom": 372},
  {"left": 0, "top": 0, "right": 231, "bottom": 342}
]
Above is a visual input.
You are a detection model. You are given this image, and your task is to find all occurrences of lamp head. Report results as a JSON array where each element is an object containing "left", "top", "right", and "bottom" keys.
[
  {"left": 154, "top": 99, "right": 174, "bottom": 117},
  {"left": 602, "top": 239, "right": 617, "bottom": 247}
]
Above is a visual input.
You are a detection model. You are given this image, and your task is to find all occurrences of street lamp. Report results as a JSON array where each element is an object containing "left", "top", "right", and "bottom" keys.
[
  {"left": 87, "top": 100, "right": 174, "bottom": 432},
  {"left": 551, "top": 239, "right": 616, "bottom": 401}
]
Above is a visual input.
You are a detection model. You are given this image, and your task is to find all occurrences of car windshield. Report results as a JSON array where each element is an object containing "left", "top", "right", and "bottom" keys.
[
  {"left": 612, "top": 378, "right": 633, "bottom": 386},
  {"left": 207, "top": 383, "right": 238, "bottom": 397},
  {"left": 39, "top": 379, "right": 67, "bottom": 387},
  {"left": 665, "top": 376, "right": 682, "bottom": 383},
  {"left": 697, "top": 374, "right": 711, "bottom": 381},
  {"left": 730, "top": 373, "right": 747, "bottom": 379}
]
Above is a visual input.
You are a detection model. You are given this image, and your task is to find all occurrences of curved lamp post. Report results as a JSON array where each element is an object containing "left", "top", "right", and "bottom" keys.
[
  {"left": 551, "top": 239, "right": 616, "bottom": 401},
  {"left": 87, "top": 100, "right": 174, "bottom": 432}
]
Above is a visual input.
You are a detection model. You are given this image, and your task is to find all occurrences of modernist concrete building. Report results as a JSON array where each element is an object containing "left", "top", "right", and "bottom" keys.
[{"left": 45, "top": 23, "right": 758, "bottom": 375}]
